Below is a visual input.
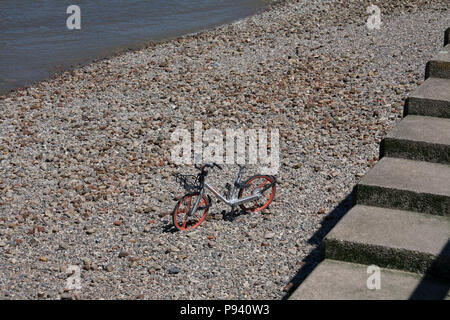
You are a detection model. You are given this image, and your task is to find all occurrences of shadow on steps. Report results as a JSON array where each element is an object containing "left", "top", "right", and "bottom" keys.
[
  {"left": 409, "top": 239, "right": 450, "bottom": 300},
  {"left": 282, "top": 192, "right": 450, "bottom": 300},
  {"left": 282, "top": 191, "right": 355, "bottom": 300}
]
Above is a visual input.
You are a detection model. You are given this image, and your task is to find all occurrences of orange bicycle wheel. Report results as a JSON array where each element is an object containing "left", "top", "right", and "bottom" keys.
[
  {"left": 172, "top": 192, "right": 209, "bottom": 231},
  {"left": 238, "top": 175, "right": 276, "bottom": 213}
]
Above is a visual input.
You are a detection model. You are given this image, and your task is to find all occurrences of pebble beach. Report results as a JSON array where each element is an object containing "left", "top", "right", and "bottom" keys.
[{"left": 0, "top": 0, "right": 449, "bottom": 299}]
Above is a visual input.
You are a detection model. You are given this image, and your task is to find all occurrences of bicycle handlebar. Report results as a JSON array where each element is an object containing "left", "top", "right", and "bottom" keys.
[{"left": 194, "top": 163, "right": 222, "bottom": 171}]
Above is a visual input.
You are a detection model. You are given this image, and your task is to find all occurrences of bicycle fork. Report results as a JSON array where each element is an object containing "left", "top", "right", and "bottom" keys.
[{"left": 187, "top": 188, "right": 206, "bottom": 216}]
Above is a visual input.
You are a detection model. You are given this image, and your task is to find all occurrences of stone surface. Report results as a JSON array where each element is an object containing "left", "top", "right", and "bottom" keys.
[
  {"left": 405, "top": 77, "right": 450, "bottom": 118},
  {"left": 381, "top": 115, "right": 450, "bottom": 164},
  {"left": 323, "top": 205, "right": 450, "bottom": 278},
  {"left": 425, "top": 44, "right": 450, "bottom": 79},
  {"left": 290, "top": 259, "right": 450, "bottom": 300},
  {"left": 356, "top": 157, "right": 450, "bottom": 216}
]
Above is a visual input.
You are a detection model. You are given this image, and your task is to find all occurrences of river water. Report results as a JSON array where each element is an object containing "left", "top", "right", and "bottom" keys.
[{"left": 0, "top": 0, "right": 269, "bottom": 93}]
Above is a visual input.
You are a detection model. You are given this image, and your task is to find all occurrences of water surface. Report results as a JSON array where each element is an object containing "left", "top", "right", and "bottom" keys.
[{"left": 0, "top": 0, "right": 269, "bottom": 93}]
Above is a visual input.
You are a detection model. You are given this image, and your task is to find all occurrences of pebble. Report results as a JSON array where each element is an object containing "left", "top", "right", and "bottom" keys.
[
  {"left": 58, "top": 242, "right": 68, "bottom": 251},
  {"left": 85, "top": 228, "right": 96, "bottom": 235},
  {"left": 60, "top": 293, "right": 73, "bottom": 300},
  {"left": 264, "top": 232, "right": 275, "bottom": 239},
  {"left": 104, "top": 264, "right": 114, "bottom": 272},
  {"left": 168, "top": 266, "right": 180, "bottom": 274},
  {"left": 83, "top": 258, "right": 92, "bottom": 271},
  {"left": 150, "top": 263, "right": 162, "bottom": 271}
]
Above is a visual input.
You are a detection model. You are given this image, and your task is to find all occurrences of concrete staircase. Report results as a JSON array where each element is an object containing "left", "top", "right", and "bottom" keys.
[{"left": 290, "top": 28, "right": 450, "bottom": 300}]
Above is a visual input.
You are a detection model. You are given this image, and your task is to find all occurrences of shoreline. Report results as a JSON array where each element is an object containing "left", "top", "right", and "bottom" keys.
[
  {"left": 0, "top": 0, "right": 449, "bottom": 300},
  {"left": 0, "top": 0, "right": 277, "bottom": 97}
]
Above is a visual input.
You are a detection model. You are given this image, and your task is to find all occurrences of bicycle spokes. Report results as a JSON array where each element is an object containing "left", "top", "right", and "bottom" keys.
[
  {"left": 173, "top": 194, "right": 209, "bottom": 231},
  {"left": 239, "top": 176, "right": 276, "bottom": 213}
]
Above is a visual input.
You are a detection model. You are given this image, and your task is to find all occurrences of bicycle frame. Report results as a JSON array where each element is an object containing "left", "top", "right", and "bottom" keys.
[
  {"left": 188, "top": 166, "right": 263, "bottom": 215},
  {"left": 204, "top": 182, "right": 262, "bottom": 207}
]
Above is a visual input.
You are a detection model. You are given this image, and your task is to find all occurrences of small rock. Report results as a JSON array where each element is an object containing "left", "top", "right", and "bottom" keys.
[
  {"left": 118, "top": 251, "right": 129, "bottom": 258},
  {"left": 186, "top": 230, "right": 199, "bottom": 238},
  {"left": 149, "top": 263, "right": 161, "bottom": 271},
  {"left": 104, "top": 264, "right": 114, "bottom": 272},
  {"left": 158, "top": 211, "right": 169, "bottom": 218},
  {"left": 60, "top": 293, "right": 73, "bottom": 300},
  {"left": 83, "top": 258, "right": 91, "bottom": 271},
  {"left": 168, "top": 266, "right": 180, "bottom": 274},
  {"left": 58, "top": 242, "right": 68, "bottom": 251},
  {"left": 264, "top": 232, "right": 275, "bottom": 239},
  {"left": 85, "top": 228, "right": 96, "bottom": 235},
  {"left": 29, "top": 238, "right": 39, "bottom": 247},
  {"left": 245, "top": 231, "right": 257, "bottom": 240},
  {"left": 143, "top": 206, "right": 154, "bottom": 213},
  {"left": 330, "top": 171, "right": 339, "bottom": 177},
  {"left": 166, "top": 246, "right": 179, "bottom": 254}
]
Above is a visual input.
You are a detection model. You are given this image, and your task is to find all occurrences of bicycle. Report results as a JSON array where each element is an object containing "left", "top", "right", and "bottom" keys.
[{"left": 172, "top": 163, "right": 276, "bottom": 231}]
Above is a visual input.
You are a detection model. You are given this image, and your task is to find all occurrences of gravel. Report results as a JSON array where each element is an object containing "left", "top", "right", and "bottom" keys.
[{"left": 0, "top": 0, "right": 449, "bottom": 299}]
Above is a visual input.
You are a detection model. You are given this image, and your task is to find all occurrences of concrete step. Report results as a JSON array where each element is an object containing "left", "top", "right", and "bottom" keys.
[
  {"left": 380, "top": 115, "right": 450, "bottom": 164},
  {"left": 322, "top": 205, "right": 450, "bottom": 279},
  {"left": 404, "top": 77, "right": 450, "bottom": 118},
  {"left": 425, "top": 44, "right": 450, "bottom": 79},
  {"left": 289, "top": 259, "right": 450, "bottom": 300},
  {"left": 355, "top": 157, "right": 450, "bottom": 216}
]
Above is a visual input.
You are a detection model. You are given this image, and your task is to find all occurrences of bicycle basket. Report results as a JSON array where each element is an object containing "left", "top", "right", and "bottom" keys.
[{"left": 174, "top": 173, "right": 201, "bottom": 192}]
